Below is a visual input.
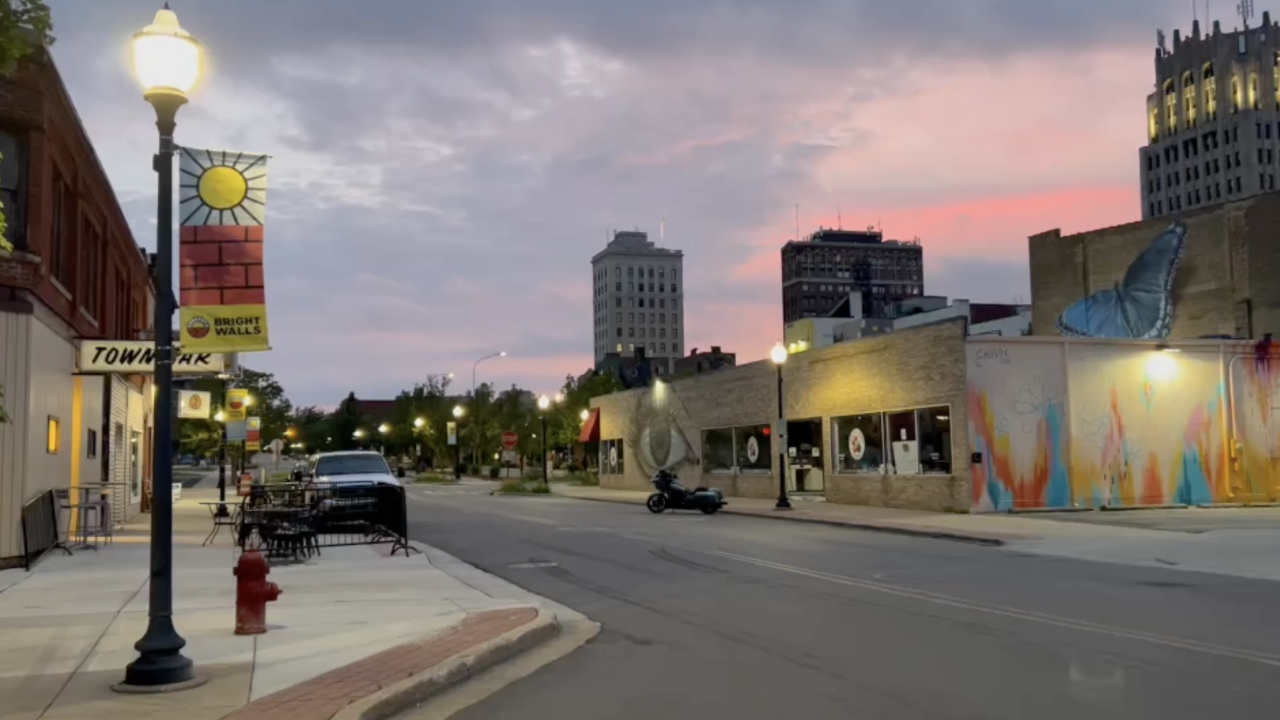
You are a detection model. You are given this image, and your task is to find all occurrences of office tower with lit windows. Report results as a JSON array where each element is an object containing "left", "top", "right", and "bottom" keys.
[
  {"left": 1141, "top": 8, "right": 1280, "bottom": 219},
  {"left": 591, "top": 230, "right": 685, "bottom": 373},
  {"left": 780, "top": 228, "right": 924, "bottom": 323}
]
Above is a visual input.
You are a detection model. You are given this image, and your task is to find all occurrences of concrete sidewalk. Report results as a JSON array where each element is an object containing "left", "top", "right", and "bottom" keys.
[
  {"left": 0, "top": 489, "right": 562, "bottom": 720},
  {"left": 550, "top": 485, "right": 1280, "bottom": 582}
]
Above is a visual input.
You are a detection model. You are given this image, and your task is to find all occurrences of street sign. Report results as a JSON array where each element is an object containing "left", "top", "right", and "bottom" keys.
[
  {"left": 77, "top": 340, "right": 226, "bottom": 374},
  {"left": 502, "top": 450, "right": 517, "bottom": 464},
  {"left": 501, "top": 431, "right": 518, "bottom": 450}
]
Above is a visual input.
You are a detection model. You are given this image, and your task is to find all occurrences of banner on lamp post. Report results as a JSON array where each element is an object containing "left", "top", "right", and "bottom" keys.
[
  {"left": 446, "top": 421, "right": 457, "bottom": 446},
  {"left": 225, "top": 389, "right": 249, "bottom": 422},
  {"left": 177, "top": 147, "right": 272, "bottom": 354},
  {"left": 246, "top": 416, "right": 262, "bottom": 453}
]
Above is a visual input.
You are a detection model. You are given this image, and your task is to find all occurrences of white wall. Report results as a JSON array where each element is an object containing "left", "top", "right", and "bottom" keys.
[
  {"left": 970, "top": 309, "right": 1032, "bottom": 337},
  {"left": 78, "top": 375, "right": 104, "bottom": 487},
  {"left": 24, "top": 316, "right": 74, "bottom": 500},
  {"left": 0, "top": 311, "right": 31, "bottom": 562}
]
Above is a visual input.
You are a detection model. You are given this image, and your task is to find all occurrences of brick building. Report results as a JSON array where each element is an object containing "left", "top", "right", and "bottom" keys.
[
  {"left": 1029, "top": 192, "right": 1280, "bottom": 339},
  {"left": 780, "top": 228, "right": 924, "bottom": 322},
  {"left": 0, "top": 49, "right": 156, "bottom": 566},
  {"left": 589, "top": 319, "right": 971, "bottom": 512}
]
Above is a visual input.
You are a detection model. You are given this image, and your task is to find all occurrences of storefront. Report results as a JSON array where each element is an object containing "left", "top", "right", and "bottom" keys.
[{"left": 591, "top": 318, "right": 972, "bottom": 512}]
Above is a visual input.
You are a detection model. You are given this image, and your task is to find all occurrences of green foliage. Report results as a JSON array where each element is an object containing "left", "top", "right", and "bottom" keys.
[
  {"left": 333, "top": 391, "right": 362, "bottom": 450},
  {"left": 488, "top": 465, "right": 501, "bottom": 479},
  {"left": 0, "top": 0, "right": 53, "bottom": 77},
  {"left": 238, "top": 367, "right": 293, "bottom": 445},
  {"left": 178, "top": 414, "right": 222, "bottom": 458}
]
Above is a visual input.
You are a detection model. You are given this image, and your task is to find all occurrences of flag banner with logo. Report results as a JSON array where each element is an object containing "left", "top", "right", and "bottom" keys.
[
  {"left": 225, "top": 388, "right": 249, "bottom": 422},
  {"left": 177, "top": 147, "right": 271, "bottom": 353},
  {"left": 246, "top": 416, "right": 262, "bottom": 453},
  {"left": 177, "top": 390, "right": 212, "bottom": 419}
]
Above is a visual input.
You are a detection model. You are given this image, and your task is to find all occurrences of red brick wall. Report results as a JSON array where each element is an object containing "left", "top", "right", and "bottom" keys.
[
  {"left": 178, "top": 225, "right": 266, "bottom": 306},
  {"left": 0, "top": 51, "right": 152, "bottom": 340}
]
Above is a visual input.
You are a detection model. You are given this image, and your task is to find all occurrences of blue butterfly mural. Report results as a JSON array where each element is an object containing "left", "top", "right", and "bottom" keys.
[{"left": 1056, "top": 221, "right": 1187, "bottom": 339}]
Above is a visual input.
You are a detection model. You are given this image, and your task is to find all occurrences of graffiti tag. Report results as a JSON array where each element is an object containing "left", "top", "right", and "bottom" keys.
[{"left": 974, "top": 347, "right": 1012, "bottom": 368}]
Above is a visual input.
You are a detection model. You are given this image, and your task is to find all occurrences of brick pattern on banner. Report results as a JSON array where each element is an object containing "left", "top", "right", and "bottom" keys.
[{"left": 179, "top": 225, "right": 266, "bottom": 307}]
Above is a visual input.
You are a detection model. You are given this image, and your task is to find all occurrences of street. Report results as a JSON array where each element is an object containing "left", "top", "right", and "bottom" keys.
[{"left": 404, "top": 486, "right": 1280, "bottom": 720}]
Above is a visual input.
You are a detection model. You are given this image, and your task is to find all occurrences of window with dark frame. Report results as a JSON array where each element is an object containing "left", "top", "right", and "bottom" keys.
[
  {"left": 50, "top": 177, "right": 75, "bottom": 288},
  {"left": 80, "top": 221, "right": 101, "bottom": 318},
  {"left": 916, "top": 406, "right": 952, "bottom": 473},
  {"left": 0, "top": 132, "right": 25, "bottom": 249},
  {"left": 832, "top": 413, "right": 886, "bottom": 473},
  {"left": 87, "top": 428, "right": 98, "bottom": 458}
]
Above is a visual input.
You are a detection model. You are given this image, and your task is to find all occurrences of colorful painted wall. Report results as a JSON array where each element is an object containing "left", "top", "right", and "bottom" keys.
[{"left": 968, "top": 338, "right": 1279, "bottom": 512}]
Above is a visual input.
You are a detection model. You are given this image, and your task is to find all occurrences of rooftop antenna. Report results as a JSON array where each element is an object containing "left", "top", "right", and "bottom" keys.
[
  {"left": 1194, "top": 0, "right": 1198, "bottom": 22},
  {"left": 1239, "top": 0, "right": 1253, "bottom": 28},
  {"left": 1157, "top": 28, "right": 1167, "bottom": 52}
]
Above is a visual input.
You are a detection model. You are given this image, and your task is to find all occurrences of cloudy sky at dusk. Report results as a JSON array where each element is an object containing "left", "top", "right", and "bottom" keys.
[{"left": 47, "top": 0, "right": 1192, "bottom": 407}]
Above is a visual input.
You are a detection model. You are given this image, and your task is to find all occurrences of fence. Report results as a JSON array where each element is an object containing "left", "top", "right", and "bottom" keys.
[
  {"left": 20, "top": 490, "right": 69, "bottom": 571},
  {"left": 235, "top": 481, "right": 415, "bottom": 562}
]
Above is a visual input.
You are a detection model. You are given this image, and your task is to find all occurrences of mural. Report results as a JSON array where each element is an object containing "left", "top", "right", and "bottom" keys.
[
  {"left": 1056, "top": 221, "right": 1187, "bottom": 339},
  {"left": 965, "top": 339, "right": 1272, "bottom": 512},
  {"left": 622, "top": 385, "right": 698, "bottom": 478}
]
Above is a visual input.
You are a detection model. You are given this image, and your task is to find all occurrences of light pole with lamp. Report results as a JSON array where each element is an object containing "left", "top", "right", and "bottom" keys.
[
  {"left": 119, "top": 3, "right": 203, "bottom": 691},
  {"left": 452, "top": 405, "right": 464, "bottom": 479},
  {"left": 537, "top": 395, "right": 551, "bottom": 486},
  {"left": 214, "top": 410, "right": 228, "bottom": 517},
  {"left": 413, "top": 417, "right": 425, "bottom": 469},
  {"left": 770, "top": 342, "right": 792, "bottom": 510},
  {"left": 377, "top": 423, "right": 389, "bottom": 455},
  {"left": 471, "top": 352, "right": 505, "bottom": 465}
]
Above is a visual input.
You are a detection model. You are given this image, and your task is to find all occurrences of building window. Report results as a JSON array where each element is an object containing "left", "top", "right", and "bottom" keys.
[
  {"left": 1204, "top": 64, "right": 1217, "bottom": 118},
  {"left": 673, "top": 313, "right": 679, "bottom": 323},
  {"left": 616, "top": 328, "right": 622, "bottom": 338},
  {"left": 628, "top": 312, "right": 634, "bottom": 322},
  {"left": 0, "top": 132, "right": 24, "bottom": 249},
  {"left": 50, "top": 177, "right": 75, "bottom": 288},
  {"left": 87, "top": 428, "right": 98, "bottom": 458},
  {"left": 614, "top": 266, "right": 621, "bottom": 277},
  {"left": 628, "top": 327, "right": 634, "bottom": 337},
  {"left": 615, "top": 343, "right": 622, "bottom": 352},
  {"left": 81, "top": 221, "right": 101, "bottom": 318},
  {"left": 659, "top": 313, "right": 666, "bottom": 323},
  {"left": 614, "top": 297, "right": 621, "bottom": 308},
  {"left": 915, "top": 406, "right": 952, "bottom": 474},
  {"left": 616, "top": 312, "right": 622, "bottom": 322},
  {"left": 628, "top": 282, "right": 634, "bottom": 292},
  {"left": 1182, "top": 72, "right": 1196, "bottom": 128},
  {"left": 672, "top": 269, "right": 678, "bottom": 281},
  {"left": 832, "top": 413, "right": 886, "bottom": 473},
  {"left": 46, "top": 416, "right": 60, "bottom": 454},
  {"left": 627, "top": 267, "right": 634, "bottom": 277},
  {"left": 600, "top": 439, "right": 625, "bottom": 475},
  {"left": 1232, "top": 76, "right": 1241, "bottom": 112},
  {"left": 615, "top": 282, "right": 621, "bottom": 292},
  {"left": 702, "top": 428, "right": 735, "bottom": 472}
]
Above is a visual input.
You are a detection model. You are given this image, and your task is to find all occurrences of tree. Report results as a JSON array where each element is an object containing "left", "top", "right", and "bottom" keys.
[
  {"left": 238, "top": 367, "right": 293, "bottom": 445},
  {"left": 178, "top": 413, "right": 223, "bottom": 458},
  {"left": 333, "top": 392, "right": 362, "bottom": 451},
  {"left": 289, "top": 405, "right": 333, "bottom": 453}
]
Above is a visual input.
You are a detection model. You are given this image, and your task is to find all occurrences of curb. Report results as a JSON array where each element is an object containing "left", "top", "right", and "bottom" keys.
[
  {"left": 554, "top": 492, "right": 1010, "bottom": 546},
  {"left": 333, "top": 608, "right": 562, "bottom": 720}
]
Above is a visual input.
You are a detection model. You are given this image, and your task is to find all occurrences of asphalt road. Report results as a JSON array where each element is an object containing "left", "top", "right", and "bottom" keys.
[{"left": 404, "top": 487, "right": 1280, "bottom": 720}]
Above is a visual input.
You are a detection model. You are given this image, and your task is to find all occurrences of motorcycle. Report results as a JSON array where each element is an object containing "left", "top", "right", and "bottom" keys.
[{"left": 646, "top": 469, "right": 727, "bottom": 515}]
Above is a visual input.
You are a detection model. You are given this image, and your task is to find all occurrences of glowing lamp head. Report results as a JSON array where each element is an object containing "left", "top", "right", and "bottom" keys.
[
  {"left": 770, "top": 342, "right": 788, "bottom": 365},
  {"left": 377, "top": 424, "right": 390, "bottom": 434},
  {"left": 213, "top": 410, "right": 225, "bottom": 422},
  {"left": 580, "top": 409, "right": 590, "bottom": 421},
  {"left": 452, "top": 405, "right": 464, "bottom": 418},
  {"left": 414, "top": 417, "right": 425, "bottom": 428},
  {"left": 353, "top": 429, "right": 365, "bottom": 439},
  {"left": 537, "top": 395, "right": 550, "bottom": 411},
  {"left": 132, "top": 5, "right": 201, "bottom": 98}
]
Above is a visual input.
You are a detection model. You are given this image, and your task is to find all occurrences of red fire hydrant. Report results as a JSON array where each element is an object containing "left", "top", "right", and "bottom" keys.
[{"left": 234, "top": 549, "right": 281, "bottom": 635}]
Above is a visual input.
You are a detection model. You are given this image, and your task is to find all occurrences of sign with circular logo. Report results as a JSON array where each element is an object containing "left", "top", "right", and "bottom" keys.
[
  {"left": 186, "top": 316, "right": 211, "bottom": 339},
  {"left": 848, "top": 428, "right": 866, "bottom": 461},
  {"left": 745, "top": 435, "right": 760, "bottom": 463},
  {"left": 501, "top": 431, "right": 518, "bottom": 450},
  {"left": 609, "top": 445, "right": 618, "bottom": 468},
  {"left": 186, "top": 394, "right": 204, "bottom": 411}
]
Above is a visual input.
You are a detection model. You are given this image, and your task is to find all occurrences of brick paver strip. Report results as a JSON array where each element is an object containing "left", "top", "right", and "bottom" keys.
[{"left": 223, "top": 606, "right": 537, "bottom": 720}]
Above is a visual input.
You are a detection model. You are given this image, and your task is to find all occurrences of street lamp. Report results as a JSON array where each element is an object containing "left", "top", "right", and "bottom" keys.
[
  {"left": 413, "top": 417, "right": 425, "bottom": 428},
  {"left": 471, "top": 351, "right": 506, "bottom": 465},
  {"left": 580, "top": 409, "right": 589, "bottom": 421},
  {"left": 537, "top": 395, "right": 551, "bottom": 486},
  {"left": 770, "top": 342, "right": 791, "bottom": 510},
  {"left": 120, "top": 3, "right": 202, "bottom": 691},
  {"left": 452, "top": 405, "right": 464, "bottom": 478},
  {"left": 378, "top": 423, "right": 389, "bottom": 434},
  {"left": 213, "top": 409, "right": 229, "bottom": 518}
]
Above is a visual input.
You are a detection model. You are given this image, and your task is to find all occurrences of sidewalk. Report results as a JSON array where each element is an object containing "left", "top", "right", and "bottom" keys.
[
  {"left": 0, "top": 489, "right": 560, "bottom": 720},
  {"left": 549, "top": 485, "right": 1280, "bottom": 582}
]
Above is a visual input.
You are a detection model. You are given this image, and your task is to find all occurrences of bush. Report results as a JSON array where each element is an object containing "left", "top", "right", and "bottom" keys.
[
  {"left": 497, "top": 478, "right": 550, "bottom": 494},
  {"left": 488, "top": 465, "right": 501, "bottom": 479},
  {"left": 468, "top": 463, "right": 480, "bottom": 476}
]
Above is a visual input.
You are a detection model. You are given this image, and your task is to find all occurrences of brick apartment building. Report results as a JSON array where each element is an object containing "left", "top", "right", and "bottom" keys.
[{"left": 0, "top": 48, "right": 156, "bottom": 566}]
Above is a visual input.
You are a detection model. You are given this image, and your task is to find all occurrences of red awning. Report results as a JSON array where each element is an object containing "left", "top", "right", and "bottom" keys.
[{"left": 578, "top": 408, "right": 601, "bottom": 443}]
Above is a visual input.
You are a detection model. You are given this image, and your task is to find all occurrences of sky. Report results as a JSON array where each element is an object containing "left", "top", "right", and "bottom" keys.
[{"left": 46, "top": 0, "right": 1195, "bottom": 407}]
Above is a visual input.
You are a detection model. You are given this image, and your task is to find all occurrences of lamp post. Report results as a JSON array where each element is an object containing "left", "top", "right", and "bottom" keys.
[
  {"left": 414, "top": 417, "right": 425, "bottom": 468},
  {"left": 452, "top": 405, "right": 464, "bottom": 479},
  {"left": 214, "top": 410, "right": 228, "bottom": 517},
  {"left": 119, "top": 3, "right": 202, "bottom": 691},
  {"left": 537, "top": 395, "right": 551, "bottom": 486},
  {"left": 471, "top": 352, "right": 505, "bottom": 465},
  {"left": 770, "top": 342, "right": 792, "bottom": 510}
]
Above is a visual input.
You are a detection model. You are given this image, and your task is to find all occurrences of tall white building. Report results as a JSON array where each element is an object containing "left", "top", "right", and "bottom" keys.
[{"left": 591, "top": 230, "right": 685, "bottom": 373}]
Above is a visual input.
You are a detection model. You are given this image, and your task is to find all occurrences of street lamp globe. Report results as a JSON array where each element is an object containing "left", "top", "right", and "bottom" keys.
[
  {"left": 770, "top": 342, "right": 788, "bottom": 365},
  {"left": 353, "top": 429, "right": 365, "bottom": 439},
  {"left": 580, "top": 409, "right": 589, "bottom": 421},
  {"left": 213, "top": 410, "right": 225, "bottom": 422},
  {"left": 243, "top": 395, "right": 254, "bottom": 407},
  {"left": 537, "top": 395, "right": 550, "bottom": 411},
  {"left": 414, "top": 417, "right": 425, "bottom": 428},
  {"left": 131, "top": 4, "right": 201, "bottom": 100},
  {"left": 452, "top": 405, "right": 464, "bottom": 418},
  {"left": 377, "top": 424, "right": 390, "bottom": 434}
]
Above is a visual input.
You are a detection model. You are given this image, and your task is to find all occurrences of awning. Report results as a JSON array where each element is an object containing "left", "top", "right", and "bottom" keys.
[{"left": 578, "top": 407, "right": 601, "bottom": 443}]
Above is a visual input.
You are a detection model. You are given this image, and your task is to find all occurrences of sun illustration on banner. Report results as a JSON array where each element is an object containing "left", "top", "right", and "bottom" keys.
[{"left": 179, "top": 149, "right": 269, "bottom": 227}]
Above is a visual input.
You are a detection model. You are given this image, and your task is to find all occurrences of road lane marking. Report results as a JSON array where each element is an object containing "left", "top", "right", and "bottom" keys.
[{"left": 693, "top": 548, "right": 1280, "bottom": 668}]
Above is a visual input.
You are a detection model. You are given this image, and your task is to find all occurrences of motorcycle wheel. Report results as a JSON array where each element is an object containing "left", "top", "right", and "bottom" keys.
[
  {"left": 700, "top": 506, "right": 719, "bottom": 515},
  {"left": 646, "top": 493, "right": 668, "bottom": 513}
]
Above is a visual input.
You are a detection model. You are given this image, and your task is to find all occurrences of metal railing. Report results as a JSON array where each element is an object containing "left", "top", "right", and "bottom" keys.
[
  {"left": 234, "top": 481, "right": 415, "bottom": 563},
  {"left": 20, "top": 490, "right": 70, "bottom": 571}
]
